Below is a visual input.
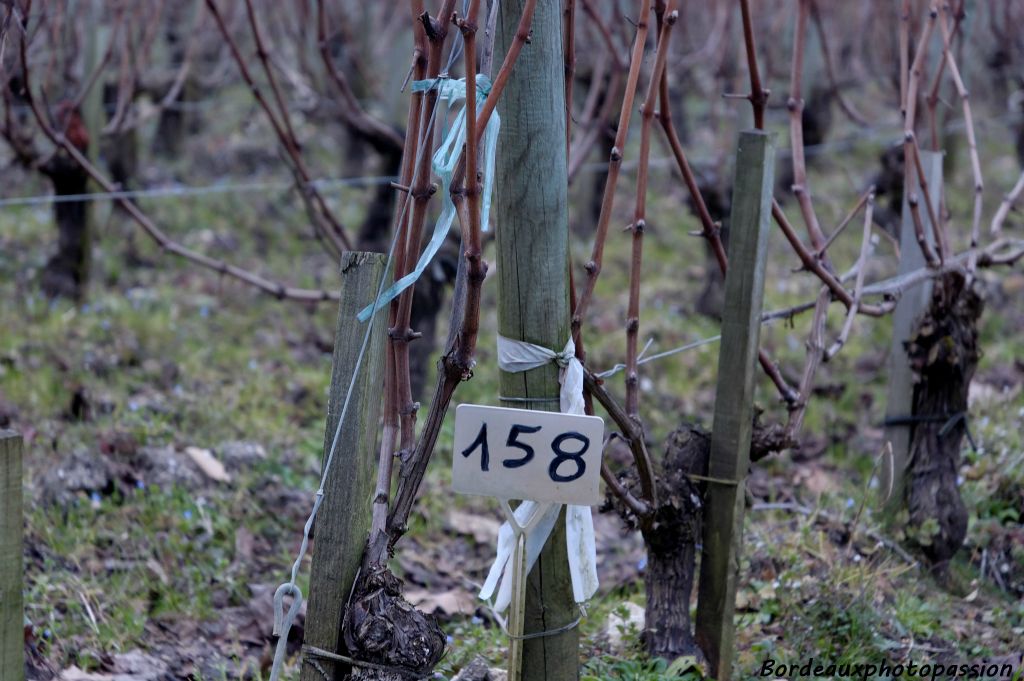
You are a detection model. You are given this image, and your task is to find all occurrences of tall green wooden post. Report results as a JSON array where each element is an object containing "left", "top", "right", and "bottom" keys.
[
  {"left": 694, "top": 131, "right": 776, "bottom": 680},
  {"left": 493, "top": 0, "right": 578, "bottom": 677},
  {"left": 1, "top": 431, "right": 24, "bottom": 681}
]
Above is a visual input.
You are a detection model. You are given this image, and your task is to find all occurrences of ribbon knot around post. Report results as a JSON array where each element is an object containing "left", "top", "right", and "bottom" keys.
[
  {"left": 481, "top": 335, "right": 598, "bottom": 613},
  {"left": 357, "top": 74, "right": 501, "bottom": 323}
]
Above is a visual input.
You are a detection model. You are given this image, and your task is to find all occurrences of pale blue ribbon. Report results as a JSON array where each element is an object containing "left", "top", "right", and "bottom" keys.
[{"left": 357, "top": 74, "right": 499, "bottom": 322}]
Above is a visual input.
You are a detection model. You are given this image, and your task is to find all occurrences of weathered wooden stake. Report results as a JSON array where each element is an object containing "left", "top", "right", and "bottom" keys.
[
  {"left": 300, "top": 253, "right": 388, "bottom": 681},
  {"left": 694, "top": 130, "right": 776, "bottom": 680},
  {"left": 1, "top": 430, "right": 24, "bottom": 681},
  {"left": 880, "top": 151, "right": 943, "bottom": 511},
  {"left": 494, "top": 0, "right": 578, "bottom": 677}
]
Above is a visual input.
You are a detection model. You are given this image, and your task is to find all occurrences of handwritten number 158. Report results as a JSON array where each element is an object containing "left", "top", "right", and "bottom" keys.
[{"left": 460, "top": 423, "right": 590, "bottom": 483}]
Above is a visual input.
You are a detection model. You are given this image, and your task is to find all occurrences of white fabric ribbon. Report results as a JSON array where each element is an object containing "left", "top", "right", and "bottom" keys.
[{"left": 479, "top": 335, "right": 599, "bottom": 612}]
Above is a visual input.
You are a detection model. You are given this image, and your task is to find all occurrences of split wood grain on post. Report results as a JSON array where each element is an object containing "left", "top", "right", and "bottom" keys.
[{"left": 300, "top": 253, "right": 388, "bottom": 681}]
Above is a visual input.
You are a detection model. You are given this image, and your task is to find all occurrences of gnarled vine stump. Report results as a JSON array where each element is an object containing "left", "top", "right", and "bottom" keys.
[{"left": 905, "top": 272, "right": 984, "bottom": 571}]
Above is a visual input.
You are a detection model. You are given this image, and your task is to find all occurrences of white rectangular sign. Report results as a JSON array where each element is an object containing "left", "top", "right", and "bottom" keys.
[{"left": 452, "top": 404, "right": 605, "bottom": 506}]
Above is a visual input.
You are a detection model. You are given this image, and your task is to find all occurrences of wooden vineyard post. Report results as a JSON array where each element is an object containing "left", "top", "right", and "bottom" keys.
[
  {"left": 694, "top": 130, "right": 776, "bottom": 680},
  {"left": 1, "top": 430, "right": 24, "bottom": 681},
  {"left": 880, "top": 151, "right": 943, "bottom": 512},
  {"left": 300, "top": 253, "right": 388, "bottom": 681},
  {"left": 493, "top": 0, "right": 577, "bottom": 677}
]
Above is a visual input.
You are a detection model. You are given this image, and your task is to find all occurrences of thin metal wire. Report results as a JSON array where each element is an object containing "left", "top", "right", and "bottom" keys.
[
  {"left": 485, "top": 601, "right": 586, "bottom": 641},
  {"left": 4, "top": 94, "right": 380, "bottom": 115},
  {"left": 596, "top": 335, "right": 722, "bottom": 379},
  {"left": 302, "top": 645, "right": 424, "bottom": 674},
  {"left": 4, "top": 112, "right": 1013, "bottom": 210},
  {"left": 882, "top": 411, "right": 977, "bottom": 451},
  {"left": 498, "top": 395, "right": 561, "bottom": 403},
  {"left": 592, "top": 291, "right": 883, "bottom": 380},
  {"left": 581, "top": 110, "right": 1016, "bottom": 173},
  {"left": 0, "top": 175, "right": 397, "bottom": 208},
  {"left": 511, "top": 613, "right": 582, "bottom": 640}
]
